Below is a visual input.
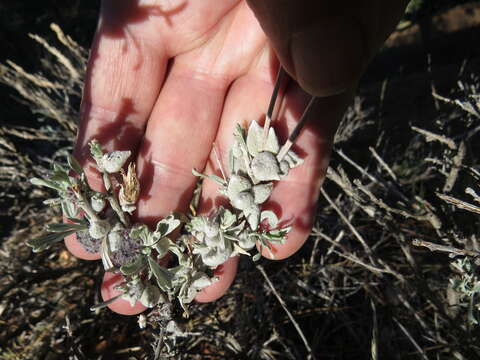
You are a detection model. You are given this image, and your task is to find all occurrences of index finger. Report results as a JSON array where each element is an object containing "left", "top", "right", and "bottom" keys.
[{"left": 66, "top": 2, "right": 169, "bottom": 259}]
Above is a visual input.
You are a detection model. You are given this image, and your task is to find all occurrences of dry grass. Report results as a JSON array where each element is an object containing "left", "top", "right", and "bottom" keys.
[{"left": 2, "top": 9, "right": 480, "bottom": 360}]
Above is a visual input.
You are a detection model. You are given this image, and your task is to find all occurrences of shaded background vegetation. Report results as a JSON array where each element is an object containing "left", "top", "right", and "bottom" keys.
[{"left": 2, "top": 1, "right": 480, "bottom": 359}]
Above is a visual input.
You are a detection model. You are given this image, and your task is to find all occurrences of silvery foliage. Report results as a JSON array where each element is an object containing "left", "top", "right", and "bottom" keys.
[
  {"left": 27, "top": 140, "right": 215, "bottom": 312},
  {"left": 26, "top": 120, "right": 304, "bottom": 316},
  {"left": 450, "top": 257, "right": 480, "bottom": 325},
  {"left": 190, "top": 120, "right": 301, "bottom": 265}
]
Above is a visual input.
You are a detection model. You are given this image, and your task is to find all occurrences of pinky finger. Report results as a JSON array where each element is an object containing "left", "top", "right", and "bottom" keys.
[{"left": 195, "top": 256, "right": 239, "bottom": 303}]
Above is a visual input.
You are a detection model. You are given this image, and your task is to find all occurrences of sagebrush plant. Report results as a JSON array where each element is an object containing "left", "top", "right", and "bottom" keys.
[
  {"left": 5, "top": 11, "right": 480, "bottom": 359},
  {"left": 26, "top": 108, "right": 304, "bottom": 323}
]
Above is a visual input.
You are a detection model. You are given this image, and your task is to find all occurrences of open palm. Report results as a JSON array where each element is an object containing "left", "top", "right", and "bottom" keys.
[{"left": 66, "top": 0, "right": 361, "bottom": 314}]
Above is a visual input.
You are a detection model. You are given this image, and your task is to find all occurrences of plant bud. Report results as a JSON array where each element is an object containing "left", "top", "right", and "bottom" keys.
[
  {"left": 107, "top": 230, "right": 123, "bottom": 252},
  {"left": 202, "top": 247, "right": 231, "bottom": 267},
  {"left": 231, "top": 191, "right": 255, "bottom": 210},
  {"left": 251, "top": 151, "right": 281, "bottom": 181},
  {"left": 279, "top": 160, "right": 290, "bottom": 178},
  {"left": 227, "top": 174, "right": 252, "bottom": 199},
  {"left": 238, "top": 232, "right": 257, "bottom": 250},
  {"left": 204, "top": 222, "right": 219, "bottom": 238},
  {"left": 90, "top": 194, "right": 106, "bottom": 212},
  {"left": 88, "top": 219, "right": 110, "bottom": 239},
  {"left": 252, "top": 183, "right": 273, "bottom": 204},
  {"left": 101, "top": 150, "right": 131, "bottom": 173}
]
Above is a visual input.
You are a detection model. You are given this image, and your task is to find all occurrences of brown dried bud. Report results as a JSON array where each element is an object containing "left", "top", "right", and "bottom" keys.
[{"left": 119, "top": 163, "right": 140, "bottom": 213}]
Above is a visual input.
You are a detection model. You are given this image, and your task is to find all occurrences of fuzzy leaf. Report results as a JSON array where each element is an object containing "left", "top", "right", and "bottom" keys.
[
  {"left": 153, "top": 237, "right": 173, "bottom": 258},
  {"left": 139, "top": 284, "right": 162, "bottom": 308},
  {"left": 260, "top": 210, "right": 279, "bottom": 227},
  {"left": 227, "top": 174, "right": 251, "bottom": 199},
  {"left": 282, "top": 150, "right": 304, "bottom": 169},
  {"left": 30, "top": 177, "right": 63, "bottom": 191},
  {"left": 251, "top": 152, "right": 281, "bottom": 181},
  {"left": 61, "top": 200, "right": 78, "bottom": 218},
  {"left": 68, "top": 154, "right": 84, "bottom": 175},
  {"left": 27, "top": 230, "right": 77, "bottom": 252},
  {"left": 253, "top": 183, "right": 273, "bottom": 204},
  {"left": 244, "top": 205, "right": 260, "bottom": 230},
  {"left": 89, "top": 140, "right": 104, "bottom": 161},
  {"left": 46, "top": 223, "right": 87, "bottom": 233},
  {"left": 246, "top": 121, "right": 280, "bottom": 157},
  {"left": 246, "top": 120, "right": 264, "bottom": 157},
  {"left": 101, "top": 150, "right": 131, "bottom": 173},
  {"left": 120, "top": 256, "right": 147, "bottom": 276},
  {"left": 220, "top": 208, "right": 236, "bottom": 228},
  {"left": 129, "top": 224, "right": 151, "bottom": 245},
  {"left": 155, "top": 214, "right": 181, "bottom": 238},
  {"left": 148, "top": 256, "right": 173, "bottom": 291}
]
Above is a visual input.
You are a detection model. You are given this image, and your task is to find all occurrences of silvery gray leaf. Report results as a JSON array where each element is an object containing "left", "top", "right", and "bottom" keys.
[
  {"left": 120, "top": 277, "right": 144, "bottom": 307},
  {"left": 121, "top": 203, "right": 136, "bottom": 214},
  {"left": 191, "top": 273, "right": 213, "bottom": 289},
  {"left": 107, "top": 230, "right": 123, "bottom": 252},
  {"left": 230, "top": 191, "right": 255, "bottom": 211},
  {"left": 244, "top": 204, "right": 260, "bottom": 230},
  {"left": 153, "top": 237, "right": 172, "bottom": 258},
  {"left": 265, "top": 127, "right": 280, "bottom": 154},
  {"left": 139, "top": 284, "right": 162, "bottom": 308},
  {"left": 204, "top": 222, "right": 219, "bottom": 238},
  {"left": 148, "top": 256, "right": 173, "bottom": 291},
  {"left": 246, "top": 120, "right": 280, "bottom": 157},
  {"left": 252, "top": 183, "right": 273, "bottom": 204},
  {"left": 205, "top": 234, "right": 222, "bottom": 248},
  {"left": 201, "top": 247, "right": 232, "bottom": 267},
  {"left": 238, "top": 232, "right": 257, "bottom": 250},
  {"left": 251, "top": 151, "right": 281, "bottom": 181},
  {"left": 260, "top": 210, "right": 279, "bottom": 227},
  {"left": 246, "top": 120, "right": 263, "bottom": 156},
  {"left": 26, "top": 230, "right": 77, "bottom": 253},
  {"left": 30, "top": 177, "right": 63, "bottom": 191},
  {"left": 282, "top": 150, "right": 304, "bottom": 169},
  {"left": 88, "top": 219, "right": 111, "bottom": 239},
  {"left": 68, "top": 154, "right": 84, "bottom": 175},
  {"left": 220, "top": 208, "right": 236, "bottom": 228},
  {"left": 155, "top": 214, "right": 181, "bottom": 238},
  {"left": 120, "top": 255, "right": 147, "bottom": 276},
  {"left": 61, "top": 200, "right": 78, "bottom": 218},
  {"left": 279, "top": 160, "right": 290, "bottom": 178},
  {"left": 101, "top": 150, "right": 131, "bottom": 173},
  {"left": 129, "top": 223, "right": 151, "bottom": 245},
  {"left": 227, "top": 174, "right": 252, "bottom": 199}
]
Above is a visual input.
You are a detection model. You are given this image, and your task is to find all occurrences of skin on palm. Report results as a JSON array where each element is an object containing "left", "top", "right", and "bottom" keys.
[{"left": 66, "top": 0, "right": 408, "bottom": 314}]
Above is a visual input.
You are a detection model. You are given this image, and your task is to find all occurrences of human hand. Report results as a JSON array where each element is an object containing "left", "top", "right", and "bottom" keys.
[{"left": 65, "top": 0, "right": 407, "bottom": 315}]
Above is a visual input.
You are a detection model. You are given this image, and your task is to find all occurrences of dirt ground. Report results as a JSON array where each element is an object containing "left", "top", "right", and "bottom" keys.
[{"left": 2, "top": 1, "right": 480, "bottom": 359}]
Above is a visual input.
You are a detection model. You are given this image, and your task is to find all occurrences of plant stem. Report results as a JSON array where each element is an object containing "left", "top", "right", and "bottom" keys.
[{"left": 103, "top": 172, "right": 130, "bottom": 227}]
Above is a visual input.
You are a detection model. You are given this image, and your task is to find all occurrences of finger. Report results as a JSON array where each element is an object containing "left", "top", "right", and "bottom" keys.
[
  {"left": 199, "top": 47, "right": 352, "bottom": 264},
  {"left": 75, "top": 1, "right": 169, "bottom": 190},
  {"left": 66, "top": 2, "right": 169, "bottom": 258},
  {"left": 134, "top": 1, "right": 266, "bottom": 225},
  {"left": 246, "top": 0, "right": 409, "bottom": 96},
  {"left": 195, "top": 256, "right": 239, "bottom": 303},
  {"left": 261, "top": 88, "right": 354, "bottom": 259},
  {"left": 195, "top": 46, "right": 278, "bottom": 302},
  {"left": 101, "top": 272, "right": 147, "bottom": 315}
]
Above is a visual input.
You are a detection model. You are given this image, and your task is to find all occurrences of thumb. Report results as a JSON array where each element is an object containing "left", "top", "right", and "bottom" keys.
[{"left": 246, "top": 0, "right": 408, "bottom": 97}]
